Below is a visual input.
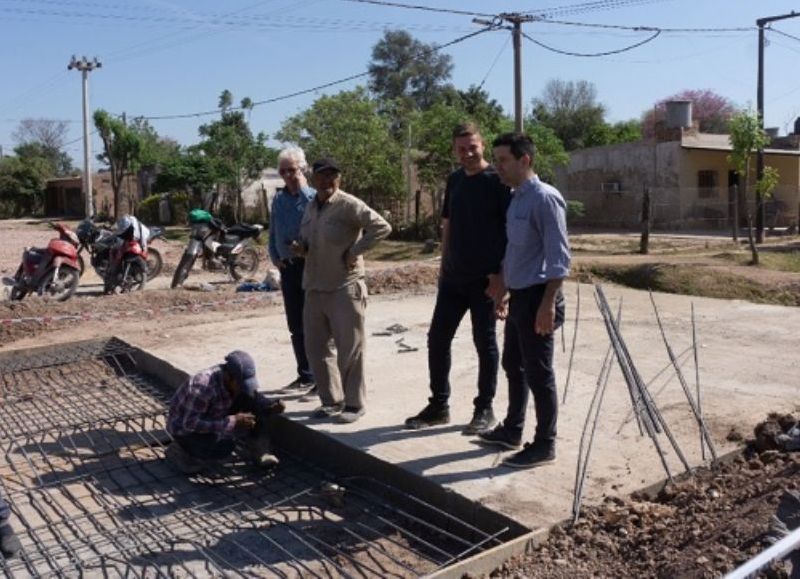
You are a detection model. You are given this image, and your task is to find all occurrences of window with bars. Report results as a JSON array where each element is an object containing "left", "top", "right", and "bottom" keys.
[{"left": 697, "top": 170, "right": 718, "bottom": 198}]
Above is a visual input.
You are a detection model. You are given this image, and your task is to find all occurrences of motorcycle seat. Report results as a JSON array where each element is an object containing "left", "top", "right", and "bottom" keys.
[{"left": 226, "top": 223, "right": 261, "bottom": 238}]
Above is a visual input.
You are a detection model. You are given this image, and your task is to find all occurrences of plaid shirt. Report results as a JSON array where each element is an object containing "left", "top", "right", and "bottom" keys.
[{"left": 167, "top": 365, "right": 236, "bottom": 438}]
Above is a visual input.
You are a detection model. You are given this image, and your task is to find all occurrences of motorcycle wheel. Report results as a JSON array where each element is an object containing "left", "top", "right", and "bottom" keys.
[
  {"left": 171, "top": 252, "right": 197, "bottom": 289},
  {"left": 229, "top": 247, "right": 259, "bottom": 281},
  {"left": 38, "top": 267, "right": 80, "bottom": 302},
  {"left": 117, "top": 257, "right": 147, "bottom": 293},
  {"left": 9, "top": 266, "right": 26, "bottom": 301},
  {"left": 146, "top": 248, "right": 163, "bottom": 281}
]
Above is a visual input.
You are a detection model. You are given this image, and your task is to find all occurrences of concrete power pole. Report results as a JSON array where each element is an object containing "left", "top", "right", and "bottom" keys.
[
  {"left": 756, "top": 11, "right": 798, "bottom": 242},
  {"left": 68, "top": 55, "right": 102, "bottom": 218},
  {"left": 474, "top": 13, "right": 535, "bottom": 133}
]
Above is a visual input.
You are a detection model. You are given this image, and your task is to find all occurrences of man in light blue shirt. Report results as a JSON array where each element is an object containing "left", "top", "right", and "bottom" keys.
[
  {"left": 478, "top": 132, "right": 571, "bottom": 469},
  {"left": 268, "top": 147, "right": 316, "bottom": 392}
]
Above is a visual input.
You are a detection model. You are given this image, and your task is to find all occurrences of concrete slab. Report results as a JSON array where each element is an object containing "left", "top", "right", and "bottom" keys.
[{"left": 129, "top": 283, "right": 800, "bottom": 530}]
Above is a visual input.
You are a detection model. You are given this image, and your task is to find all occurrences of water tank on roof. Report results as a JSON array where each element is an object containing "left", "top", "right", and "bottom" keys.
[
  {"left": 794, "top": 117, "right": 800, "bottom": 135},
  {"left": 665, "top": 100, "right": 692, "bottom": 129}
]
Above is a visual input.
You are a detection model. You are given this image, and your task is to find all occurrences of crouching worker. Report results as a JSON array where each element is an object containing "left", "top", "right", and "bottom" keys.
[
  {"left": 0, "top": 497, "right": 21, "bottom": 559},
  {"left": 166, "top": 350, "right": 285, "bottom": 474}
]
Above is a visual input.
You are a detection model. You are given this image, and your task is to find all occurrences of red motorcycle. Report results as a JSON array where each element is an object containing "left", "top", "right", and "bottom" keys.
[
  {"left": 103, "top": 229, "right": 148, "bottom": 294},
  {"left": 4, "top": 227, "right": 82, "bottom": 302}
]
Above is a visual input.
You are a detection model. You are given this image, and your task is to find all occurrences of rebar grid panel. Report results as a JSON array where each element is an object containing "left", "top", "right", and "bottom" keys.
[{"left": 0, "top": 340, "right": 505, "bottom": 578}]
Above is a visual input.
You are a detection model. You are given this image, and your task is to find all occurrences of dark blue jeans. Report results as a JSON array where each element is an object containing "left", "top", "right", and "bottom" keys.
[
  {"left": 280, "top": 259, "right": 313, "bottom": 383},
  {"left": 501, "top": 284, "right": 565, "bottom": 448},
  {"left": 174, "top": 392, "right": 271, "bottom": 460},
  {"left": 427, "top": 277, "right": 499, "bottom": 411},
  {"left": 0, "top": 497, "right": 8, "bottom": 521}
]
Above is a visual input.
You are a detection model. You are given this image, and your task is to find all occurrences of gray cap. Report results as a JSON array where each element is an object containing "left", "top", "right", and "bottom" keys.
[{"left": 224, "top": 350, "right": 259, "bottom": 395}]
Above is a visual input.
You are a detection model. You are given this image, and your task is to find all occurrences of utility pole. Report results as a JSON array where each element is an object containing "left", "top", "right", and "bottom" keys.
[
  {"left": 68, "top": 55, "right": 102, "bottom": 218},
  {"left": 474, "top": 13, "right": 535, "bottom": 133},
  {"left": 756, "top": 10, "right": 798, "bottom": 243}
]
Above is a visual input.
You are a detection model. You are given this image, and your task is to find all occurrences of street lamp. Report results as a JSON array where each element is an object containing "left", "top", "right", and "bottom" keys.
[{"left": 68, "top": 55, "right": 102, "bottom": 218}]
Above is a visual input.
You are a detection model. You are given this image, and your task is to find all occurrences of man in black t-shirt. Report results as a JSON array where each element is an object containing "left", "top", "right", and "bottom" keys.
[{"left": 406, "top": 122, "right": 511, "bottom": 433}]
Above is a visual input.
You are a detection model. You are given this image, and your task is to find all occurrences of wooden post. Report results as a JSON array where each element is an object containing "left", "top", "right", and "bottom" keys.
[{"left": 640, "top": 185, "right": 651, "bottom": 254}]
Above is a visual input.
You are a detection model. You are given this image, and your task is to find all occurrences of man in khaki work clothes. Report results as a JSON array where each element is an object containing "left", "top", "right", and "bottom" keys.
[{"left": 295, "top": 157, "right": 391, "bottom": 424}]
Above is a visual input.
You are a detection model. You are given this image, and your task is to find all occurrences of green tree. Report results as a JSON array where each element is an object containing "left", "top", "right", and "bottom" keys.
[
  {"left": 0, "top": 153, "right": 51, "bottom": 216},
  {"left": 531, "top": 79, "right": 609, "bottom": 151},
  {"left": 728, "top": 109, "right": 777, "bottom": 264},
  {"left": 277, "top": 87, "right": 403, "bottom": 207},
  {"left": 198, "top": 92, "right": 271, "bottom": 221},
  {"left": 93, "top": 109, "right": 143, "bottom": 218},
  {"left": 13, "top": 119, "right": 74, "bottom": 176},
  {"left": 368, "top": 29, "right": 454, "bottom": 111},
  {"left": 152, "top": 146, "right": 218, "bottom": 205},
  {"left": 14, "top": 142, "right": 73, "bottom": 177}
]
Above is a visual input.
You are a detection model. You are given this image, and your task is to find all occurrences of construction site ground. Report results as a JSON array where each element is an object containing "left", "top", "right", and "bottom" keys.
[{"left": 1, "top": 219, "right": 799, "bottom": 576}]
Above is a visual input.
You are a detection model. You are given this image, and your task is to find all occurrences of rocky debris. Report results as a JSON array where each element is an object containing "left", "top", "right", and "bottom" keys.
[{"left": 488, "top": 413, "right": 799, "bottom": 578}]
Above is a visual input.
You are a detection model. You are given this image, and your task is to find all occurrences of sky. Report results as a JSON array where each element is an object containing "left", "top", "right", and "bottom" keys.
[{"left": 2, "top": 0, "right": 800, "bottom": 164}]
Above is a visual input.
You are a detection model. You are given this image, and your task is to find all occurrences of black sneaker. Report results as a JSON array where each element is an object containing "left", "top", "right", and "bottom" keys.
[
  {"left": 0, "top": 521, "right": 21, "bottom": 559},
  {"left": 404, "top": 403, "right": 450, "bottom": 430},
  {"left": 462, "top": 407, "right": 497, "bottom": 435},
  {"left": 477, "top": 425, "right": 522, "bottom": 450},
  {"left": 502, "top": 442, "right": 556, "bottom": 469},
  {"left": 284, "top": 379, "right": 315, "bottom": 392}
]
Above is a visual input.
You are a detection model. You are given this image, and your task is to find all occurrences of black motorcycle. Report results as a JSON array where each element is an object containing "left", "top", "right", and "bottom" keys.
[
  {"left": 76, "top": 218, "right": 165, "bottom": 281},
  {"left": 171, "top": 219, "right": 262, "bottom": 288}
]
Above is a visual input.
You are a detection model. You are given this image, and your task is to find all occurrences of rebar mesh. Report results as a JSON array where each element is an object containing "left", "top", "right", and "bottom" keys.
[{"left": 0, "top": 340, "right": 506, "bottom": 577}]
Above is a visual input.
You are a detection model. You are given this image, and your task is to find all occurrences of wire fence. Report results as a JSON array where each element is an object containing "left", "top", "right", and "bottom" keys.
[{"left": 565, "top": 186, "right": 800, "bottom": 231}]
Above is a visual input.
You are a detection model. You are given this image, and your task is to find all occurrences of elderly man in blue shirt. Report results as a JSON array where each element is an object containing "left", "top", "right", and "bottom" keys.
[
  {"left": 478, "top": 132, "right": 571, "bottom": 469},
  {"left": 268, "top": 147, "right": 317, "bottom": 394}
]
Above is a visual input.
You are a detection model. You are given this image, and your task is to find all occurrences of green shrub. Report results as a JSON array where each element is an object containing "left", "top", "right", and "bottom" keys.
[
  {"left": 170, "top": 192, "right": 190, "bottom": 225},
  {"left": 137, "top": 195, "right": 161, "bottom": 224},
  {"left": 567, "top": 200, "right": 586, "bottom": 222}
]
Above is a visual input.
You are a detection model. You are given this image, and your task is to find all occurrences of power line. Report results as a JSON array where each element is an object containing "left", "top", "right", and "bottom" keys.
[
  {"left": 536, "top": 17, "right": 753, "bottom": 33},
  {"left": 770, "top": 27, "right": 800, "bottom": 43},
  {"left": 522, "top": 28, "right": 660, "bottom": 56},
  {"left": 478, "top": 34, "right": 512, "bottom": 89},
  {"left": 0, "top": 4, "right": 471, "bottom": 33},
  {"left": 340, "top": 0, "right": 494, "bottom": 18},
  {"left": 134, "top": 25, "right": 499, "bottom": 121},
  {"left": 522, "top": 0, "right": 671, "bottom": 19}
]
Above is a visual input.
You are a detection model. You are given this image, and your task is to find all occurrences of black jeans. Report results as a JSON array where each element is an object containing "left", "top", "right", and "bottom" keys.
[
  {"left": 501, "top": 284, "right": 565, "bottom": 447},
  {"left": 174, "top": 391, "right": 271, "bottom": 460},
  {"left": 427, "top": 276, "right": 499, "bottom": 411},
  {"left": 0, "top": 497, "right": 8, "bottom": 521},
  {"left": 280, "top": 259, "right": 313, "bottom": 383}
]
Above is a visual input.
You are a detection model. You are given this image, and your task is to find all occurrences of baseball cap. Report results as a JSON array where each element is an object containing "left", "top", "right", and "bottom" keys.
[
  {"left": 312, "top": 157, "right": 340, "bottom": 174},
  {"left": 224, "top": 350, "right": 259, "bottom": 395}
]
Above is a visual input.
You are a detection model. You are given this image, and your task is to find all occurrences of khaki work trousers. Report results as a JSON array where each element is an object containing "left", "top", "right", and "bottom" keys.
[{"left": 303, "top": 280, "right": 368, "bottom": 409}]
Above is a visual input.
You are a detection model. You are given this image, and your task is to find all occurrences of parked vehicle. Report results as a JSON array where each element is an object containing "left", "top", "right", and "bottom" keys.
[
  {"left": 171, "top": 218, "right": 262, "bottom": 288},
  {"left": 3, "top": 229, "right": 81, "bottom": 302},
  {"left": 103, "top": 230, "right": 148, "bottom": 294},
  {"left": 75, "top": 218, "right": 165, "bottom": 281}
]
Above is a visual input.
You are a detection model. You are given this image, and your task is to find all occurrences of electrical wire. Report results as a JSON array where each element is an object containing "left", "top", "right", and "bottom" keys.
[
  {"left": 536, "top": 17, "right": 752, "bottom": 33},
  {"left": 133, "top": 25, "right": 500, "bottom": 121},
  {"left": 522, "top": 28, "right": 660, "bottom": 56},
  {"left": 478, "top": 34, "right": 511, "bottom": 89},
  {"left": 522, "top": 0, "right": 671, "bottom": 19},
  {"left": 770, "top": 27, "right": 800, "bottom": 44},
  {"left": 340, "top": 0, "right": 494, "bottom": 18}
]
